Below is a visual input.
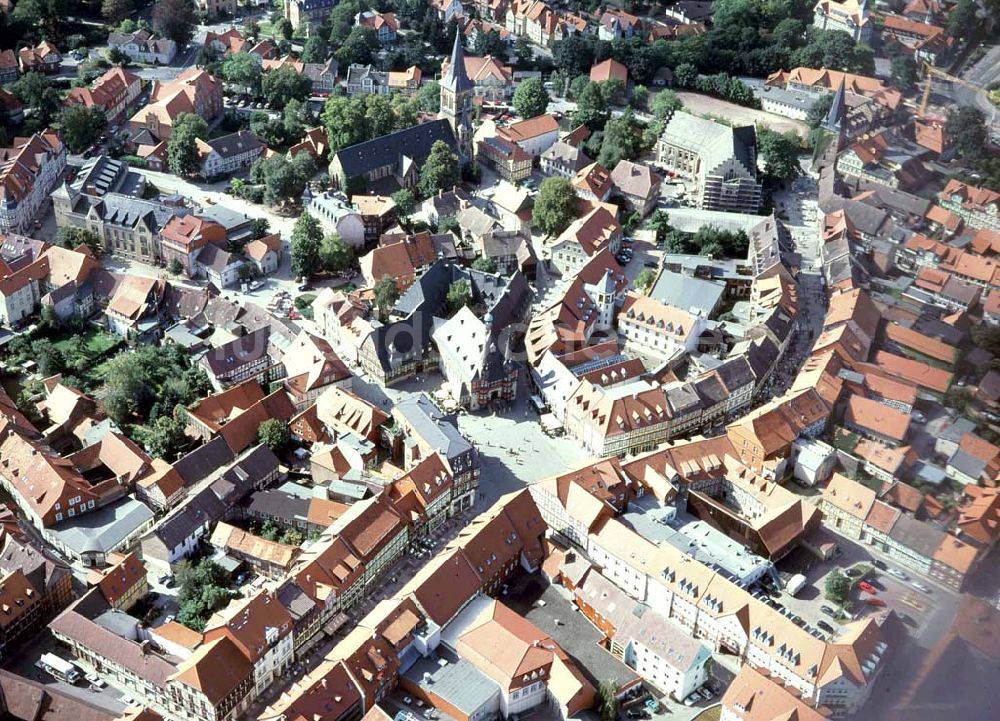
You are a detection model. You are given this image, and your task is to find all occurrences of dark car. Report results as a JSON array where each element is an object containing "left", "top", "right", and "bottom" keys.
[
  {"left": 844, "top": 567, "right": 862, "bottom": 578},
  {"left": 643, "top": 260, "right": 658, "bottom": 268},
  {"left": 817, "top": 620, "right": 836, "bottom": 633},
  {"left": 872, "top": 559, "right": 887, "bottom": 570},
  {"left": 820, "top": 605, "right": 837, "bottom": 617}
]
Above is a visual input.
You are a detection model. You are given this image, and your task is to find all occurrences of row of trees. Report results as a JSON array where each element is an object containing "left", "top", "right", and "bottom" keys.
[
  {"left": 321, "top": 84, "right": 440, "bottom": 153},
  {"left": 550, "top": 0, "right": 876, "bottom": 85}
]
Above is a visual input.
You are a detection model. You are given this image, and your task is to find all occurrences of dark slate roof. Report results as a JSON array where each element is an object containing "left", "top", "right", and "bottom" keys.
[
  {"left": 744, "top": 337, "right": 780, "bottom": 383},
  {"left": 714, "top": 356, "right": 755, "bottom": 392},
  {"left": 247, "top": 489, "right": 310, "bottom": 525},
  {"left": 887, "top": 513, "right": 945, "bottom": 559},
  {"left": 172, "top": 436, "right": 235, "bottom": 487},
  {"left": 91, "top": 193, "right": 185, "bottom": 231},
  {"left": 332, "top": 119, "right": 457, "bottom": 180},
  {"left": 155, "top": 486, "right": 227, "bottom": 550},
  {"left": 206, "top": 130, "right": 264, "bottom": 159},
  {"left": 202, "top": 326, "right": 271, "bottom": 377},
  {"left": 693, "top": 375, "right": 728, "bottom": 409}
]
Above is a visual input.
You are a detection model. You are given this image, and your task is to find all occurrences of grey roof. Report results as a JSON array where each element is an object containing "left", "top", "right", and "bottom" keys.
[
  {"left": 197, "top": 243, "right": 241, "bottom": 273},
  {"left": 71, "top": 154, "right": 130, "bottom": 197},
  {"left": 541, "top": 139, "right": 591, "bottom": 171},
  {"left": 713, "top": 356, "right": 755, "bottom": 392},
  {"left": 202, "top": 326, "right": 271, "bottom": 377},
  {"left": 248, "top": 490, "right": 310, "bottom": 525},
  {"left": 441, "top": 27, "right": 473, "bottom": 95},
  {"left": 173, "top": 436, "right": 235, "bottom": 487},
  {"left": 666, "top": 383, "right": 702, "bottom": 415},
  {"left": 403, "top": 656, "right": 497, "bottom": 715},
  {"left": 660, "top": 111, "right": 756, "bottom": 176},
  {"left": 48, "top": 498, "right": 153, "bottom": 555},
  {"left": 649, "top": 270, "right": 725, "bottom": 316},
  {"left": 198, "top": 204, "right": 254, "bottom": 234},
  {"left": 332, "top": 120, "right": 457, "bottom": 181},
  {"left": 206, "top": 130, "right": 264, "bottom": 158},
  {"left": 948, "top": 449, "right": 987, "bottom": 480},
  {"left": 743, "top": 336, "right": 779, "bottom": 382},
  {"left": 693, "top": 375, "right": 727, "bottom": 408},
  {"left": 887, "top": 513, "right": 946, "bottom": 559},
  {"left": 276, "top": 578, "right": 318, "bottom": 622},
  {"left": 394, "top": 393, "right": 474, "bottom": 465},
  {"left": 154, "top": 487, "right": 226, "bottom": 550},
  {"left": 90, "top": 193, "right": 186, "bottom": 231}
]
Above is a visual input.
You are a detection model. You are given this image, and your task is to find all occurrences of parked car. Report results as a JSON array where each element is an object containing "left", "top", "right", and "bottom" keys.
[
  {"left": 887, "top": 568, "right": 909, "bottom": 581},
  {"left": 820, "top": 605, "right": 837, "bottom": 617},
  {"left": 872, "top": 559, "right": 887, "bottom": 570},
  {"left": 864, "top": 598, "right": 887, "bottom": 607},
  {"left": 682, "top": 694, "right": 698, "bottom": 707},
  {"left": 817, "top": 620, "right": 836, "bottom": 633},
  {"left": 857, "top": 580, "right": 877, "bottom": 594},
  {"left": 844, "top": 567, "right": 862, "bottom": 578}
]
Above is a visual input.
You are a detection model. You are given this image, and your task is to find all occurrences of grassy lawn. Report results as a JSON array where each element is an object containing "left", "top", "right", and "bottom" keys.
[
  {"left": 52, "top": 327, "right": 119, "bottom": 356},
  {"left": 693, "top": 707, "right": 721, "bottom": 721}
]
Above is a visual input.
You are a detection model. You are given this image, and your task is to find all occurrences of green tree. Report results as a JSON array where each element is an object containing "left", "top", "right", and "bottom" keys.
[
  {"left": 514, "top": 35, "right": 534, "bottom": 68},
  {"left": 168, "top": 258, "right": 184, "bottom": 275},
  {"left": 134, "top": 410, "right": 189, "bottom": 460},
  {"left": 281, "top": 527, "right": 305, "bottom": 545},
  {"left": 153, "top": 0, "right": 198, "bottom": 46},
  {"left": 634, "top": 268, "right": 657, "bottom": 293},
  {"left": 278, "top": 18, "right": 294, "bottom": 40},
  {"left": 532, "top": 177, "right": 577, "bottom": 237},
  {"left": 32, "top": 339, "right": 65, "bottom": 377},
  {"left": 59, "top": 105, "right": 108, "bottom": 154},
  {"left": 176, "top": 559, "right": 236, "bottom": 632},
  {"left": 757, "top": 128, "right": 802, "bottom": 182},
  {"left": 13, "top": 72, "right": 61, "bottom": 123},
  {"left": 263, "top": 65, "right": 312, "bottom": 106},
  {"left": 597, "top": 109, "right": 643, "bottom": 168},
  {"left": 651, "top": 89, "right": 683, "bottom": 120},
  {"left": 12, "top": 0, "right": 66, "bottom": 36},
  {"left": 374, "top": 275, "right": 399, "bottom": 321},
  {"left": 55, "top": 227, "right": 102, "bottom": 255},
  {"left": 824, "top": 570, "right": 851, "bottom": 604},
  {"left": 167, "top": 113, "right": 208, "bottom": 176},
  {"left": 573, "top": 81, "right": 608, "bottom": 130},
  {"left": 471, "top": 256, "right": 497, "bottom": 273},
  {"left": 597, "top": 680, "right": 619, "bottom": 721},
  {"left": 418, "top": 140, "right": 460, "bottom": 198},
  {"left": 632, "top": 85, "right": 649, "bottom": 110},
  {"left": 890, "top": 54, "right": 917, "bottom": 89},
  {"left": 322, "top": 95, "right": 368, "bottom": 151},
  {"left": 336, "top": 26, "right": 379, "bottom": 66},
  {"left": 253, "top": 153, "right": 315, "bottom": 206},
  {"left": 364, "top": 93, "right": 397, "bottom": 138},
  {"left": 947, "top": 106, "right": 987, "bottom": 160},
  {"left": 447, "top": 279, "right": 472, "bottom": 312},
  {"left": 415, "top": 81, "right": 441, "bottom": 113},
  {"left": 474, "top": 29, "right": 507, "bottom": 58},
  {"left": 673, "top": 62, "right": 698, "bottom": 88},
  {"left": 321, "top": 234, "right": 355, "bottom": 273},
  {"left": 947, "top": 0, "right": 978, "bottom": 38},
  {"left": 259, "top": 519, "right": 279, "bottom": 541},
  {"left": 512, "top": 77, "right": 550, "bottom": 119},
  {"left": 300, "top": 33, "right": 330, "bottom": 63},
  {"left": 291, "top": 213, "right": 324, "bottom": 279},
  {"left": 648, "top": 210, "right": 672, "bottom": 245},
  {"left": 806, "top": 94, "right": 834, "bottom": 128},
  {"left": 250, "top": 218, "right": 271, "bottom": 240},
  {"left": 222, "top": 52, "right": 262, "bottom": 95},
  {"left": 101, "top": 0, "right": 133, "bottom": 22},
  {"left": 391, "top": 189, "right": 416, "bottom": 216},
  {"left": 258, "top": 418, "right": 291, "bottom": 451}
]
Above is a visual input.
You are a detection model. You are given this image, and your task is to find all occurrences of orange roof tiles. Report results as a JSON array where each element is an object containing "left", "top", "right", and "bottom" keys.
[
  {"left": 883, "top": 324, "right": 956, "bottom": 365},
  {"left": 823, "top": 473, "right": 877, "bottom": 520},
  {"left": 845, "top": 394, "right": 910, "bottom": 443},
  {"left": 874, "top": 350, "right": 952, "bottom": 393}
]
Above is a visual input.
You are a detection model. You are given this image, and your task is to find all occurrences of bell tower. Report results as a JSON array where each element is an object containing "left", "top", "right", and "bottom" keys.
[{"left": 439, "top": 28, "right": 474, "bottom": 166}]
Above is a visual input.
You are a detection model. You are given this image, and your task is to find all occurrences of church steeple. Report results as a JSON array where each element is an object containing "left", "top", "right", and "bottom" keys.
[{"left": 440, "top": 28, "right": 474, "bottom": 166}]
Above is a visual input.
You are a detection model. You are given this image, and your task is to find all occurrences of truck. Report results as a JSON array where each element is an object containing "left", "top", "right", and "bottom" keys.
[
  {"left": 36, "top": 653, "right": 80, "bottom": 683},
  {"left": 785, "top": 573, "right": 808, "bottom": 597}
]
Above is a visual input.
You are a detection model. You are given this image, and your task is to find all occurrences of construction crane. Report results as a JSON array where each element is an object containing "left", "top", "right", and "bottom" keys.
[{"left": 919, "top": 61, "right": 996, "bottom": 117}]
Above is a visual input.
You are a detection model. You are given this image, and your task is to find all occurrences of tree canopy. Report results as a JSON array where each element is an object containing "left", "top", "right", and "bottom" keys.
[
  {"left": 59, "top": 106, "right": 108, "bottom": 153},
  {"left": 167, "top": 113, "right": 208, "bottom": 176},
  {"left": 532, "top": 177, "right": 577, "bottom": 237},
  {"left": 947, "top": 106, "right": 988, "bottom": 160},
  {"left": 418, "top": 141, "right": 460, "bottom": 198},
  {"left": 291, "top": 213, "right": 324, "bottom": 279},
  {"left": 153, "top": 0, "right": 197, "bottom": 46},
  {"left": 512, "top": 77, "right": 550, "bottom": 119}
]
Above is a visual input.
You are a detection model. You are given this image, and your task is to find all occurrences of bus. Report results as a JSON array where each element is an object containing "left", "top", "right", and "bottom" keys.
[{"left": 36, "top": 653, "right": 80, "bottom": 683}]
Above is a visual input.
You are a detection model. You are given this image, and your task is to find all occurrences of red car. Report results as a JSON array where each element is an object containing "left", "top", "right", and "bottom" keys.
[
  {"left": 857, "top": 580, "right": 877, "bottom": 594},
  {"left": 864, "top": 598, "right": 886, "bottom": 607}
]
